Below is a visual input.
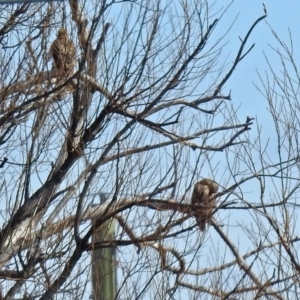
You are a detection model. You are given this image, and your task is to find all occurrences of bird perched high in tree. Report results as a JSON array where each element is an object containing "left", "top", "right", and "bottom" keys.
[
  {"left": 49, "top": 28, "right": 76, "bottom": 77},
  {"left": 191, "top": 179, "right": 218, "bottom": 231}
]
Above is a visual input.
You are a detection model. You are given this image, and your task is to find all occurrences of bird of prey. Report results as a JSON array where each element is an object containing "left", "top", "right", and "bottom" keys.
[
  {"left": 191, "top": 179, "right": 218, "bottom": 231},
  {"left": 49, "top": 28, "right": 75, "bottom": 77}
]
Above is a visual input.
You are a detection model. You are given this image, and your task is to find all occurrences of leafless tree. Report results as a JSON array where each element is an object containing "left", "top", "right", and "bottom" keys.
[{"left": 0, "top": 0, "right": 297, "bottom": 299}]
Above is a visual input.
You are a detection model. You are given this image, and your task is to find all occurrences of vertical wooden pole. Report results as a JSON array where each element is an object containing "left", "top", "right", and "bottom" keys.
[{"left": 91, "top": 194, "right": 116, "bottom": 300}]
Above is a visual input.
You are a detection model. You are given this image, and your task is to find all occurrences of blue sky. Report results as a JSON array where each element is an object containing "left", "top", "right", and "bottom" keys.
[{"left": 221, "top": 1, "right": 300, "bottom": 123}]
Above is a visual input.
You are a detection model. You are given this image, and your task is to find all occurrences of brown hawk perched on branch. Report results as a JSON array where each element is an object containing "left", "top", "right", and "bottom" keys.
[
  {"left": 49, "top": 28, "right": 75, "bottom": 77},
  {"left": 191, "top": 179, "right": 218, "bottom": 231}
]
